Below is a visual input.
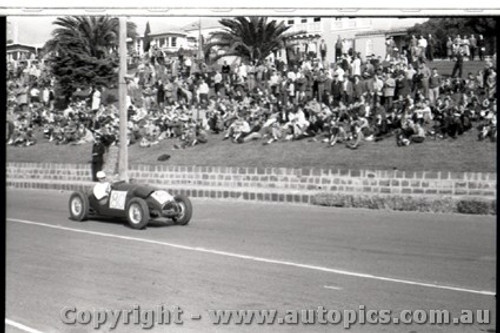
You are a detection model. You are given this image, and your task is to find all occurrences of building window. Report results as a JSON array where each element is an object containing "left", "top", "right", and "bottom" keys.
[
  {"left": 313, "top": 17, "right": 321, "bottom": 22},
  {"left": 301, "top": 18, "right": 307, "bottom": 23},
  {"left": 171, "top": 37, "right": 177, "bottom": 47},
  {"left": 287, "top": 19, "right": 294, "bottom": 25},
  {"left": 365, "top": 39, "right": 373, "bottom": 56}
]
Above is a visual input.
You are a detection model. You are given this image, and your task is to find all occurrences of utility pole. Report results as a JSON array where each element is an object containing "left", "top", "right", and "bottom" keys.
[{"left": 118, "top": 17, "right": 129, "bottom": 182}]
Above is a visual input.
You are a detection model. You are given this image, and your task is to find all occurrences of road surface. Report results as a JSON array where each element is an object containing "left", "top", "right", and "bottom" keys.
[{"left": 5, "top": 189, "right": 496, "bottom": 332}]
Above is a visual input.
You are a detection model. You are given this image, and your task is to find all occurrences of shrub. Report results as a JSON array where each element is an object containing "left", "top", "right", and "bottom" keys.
[
  {"left": 456, "top": 199, "right": 494, "bottom": 215},
  {"left": 312, "top": 193, "right": 495, "bottom": 215}
]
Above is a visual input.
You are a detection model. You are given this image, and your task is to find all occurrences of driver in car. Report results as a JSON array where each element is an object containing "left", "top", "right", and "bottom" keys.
[{"left": 93, "top": 171, "right": 111, "bottom": 205}]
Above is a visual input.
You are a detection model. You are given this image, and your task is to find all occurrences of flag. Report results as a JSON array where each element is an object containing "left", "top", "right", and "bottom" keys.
[{"left": 143, "top": 21, "right": 151, "bottom": 53}]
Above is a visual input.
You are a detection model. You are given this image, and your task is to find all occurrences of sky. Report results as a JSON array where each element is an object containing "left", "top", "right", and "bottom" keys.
[
  {"left": 7, "top": 16, "right": 428, "bottom": 46},
  {"left": 7, "top": 16, "right": 200, "bottom": 45}
]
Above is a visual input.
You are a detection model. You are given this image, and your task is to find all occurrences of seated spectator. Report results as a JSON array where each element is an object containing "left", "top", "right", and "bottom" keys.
[{"left": 223, "top": 115, "right": 251, "bottom": 143}]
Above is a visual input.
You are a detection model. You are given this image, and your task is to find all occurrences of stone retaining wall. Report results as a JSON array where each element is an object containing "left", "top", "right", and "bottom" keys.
[{"left": 7, "top": 162, "right": 496, "bottom": 200}]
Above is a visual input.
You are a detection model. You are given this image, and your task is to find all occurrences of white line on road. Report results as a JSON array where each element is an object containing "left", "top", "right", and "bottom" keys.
[
  {"left": 7, "top": 217, "right": 496, "bottom": 297},
  {"left": 324, "top": 285, "right": 343, "bottom": 291},
  {"left": 5, "top": 319, "right": 45, "bottom": 333}
]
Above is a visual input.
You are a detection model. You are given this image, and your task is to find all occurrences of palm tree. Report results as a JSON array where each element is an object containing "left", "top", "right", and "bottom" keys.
[
  {"left": 43, "top": 16, "right": 137, "bottom": 108},
  {"left": 45, "top": 16, "right": 137, "bottom": 58},
  {"left": 203, "top": 17, "right": 301, "bottom": 65}
]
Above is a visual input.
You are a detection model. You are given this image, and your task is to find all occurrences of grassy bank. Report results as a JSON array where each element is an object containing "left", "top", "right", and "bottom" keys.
[{"left": 6, "top": 127, "right": 496, "bottom": 173}]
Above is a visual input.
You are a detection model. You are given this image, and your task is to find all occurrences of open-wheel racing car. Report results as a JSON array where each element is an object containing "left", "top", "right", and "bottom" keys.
[{"left": 68, "top": 181, "right": 192, "bottom": 229}]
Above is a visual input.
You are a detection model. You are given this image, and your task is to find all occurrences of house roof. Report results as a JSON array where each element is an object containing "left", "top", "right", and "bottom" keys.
[
  {"left": 6, "top": 43, "right": 43, "bottom": 51},
  {"left": 149, "top": 30, "right": 187, "bottom": 37},
  {"left": 355, "top": 28, "right": 409, "bottom": 38}
]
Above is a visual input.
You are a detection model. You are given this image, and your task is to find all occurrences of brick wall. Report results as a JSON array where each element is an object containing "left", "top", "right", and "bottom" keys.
[{"left": 6, "top": 162, "right": 496, "bottom": 200}]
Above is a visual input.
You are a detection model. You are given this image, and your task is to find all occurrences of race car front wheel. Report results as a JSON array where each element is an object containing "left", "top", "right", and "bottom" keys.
[
  {"left": 126, "top": 198, "right": 150, "bottom": 229},
  {"left": 69, "top": 191, "right": 89, "bottom": 221},
  {"left": 172, "top": 194, "right": 193, "bottom": 225}
]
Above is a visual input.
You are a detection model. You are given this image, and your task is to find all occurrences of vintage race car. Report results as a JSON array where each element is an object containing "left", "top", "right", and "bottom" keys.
[{"left": 68, "top": 181, "right": 192, "bottom": 229}]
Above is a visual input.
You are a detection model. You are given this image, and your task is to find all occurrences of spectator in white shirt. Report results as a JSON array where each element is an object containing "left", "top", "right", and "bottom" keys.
[
  {"left": 197, "top": 80, "right": 210, "bottom": 104},
  {"left": 351, "top": 53, "right": 362, "bottom": 77}
]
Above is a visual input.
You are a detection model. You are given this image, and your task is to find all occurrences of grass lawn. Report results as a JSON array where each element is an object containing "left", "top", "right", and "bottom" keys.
[
  {"left": 430, "top": 59, "right": 487, "bottom": 78},
  {"left": 6, "top": 128, "right": 496, "bottom": 173}
]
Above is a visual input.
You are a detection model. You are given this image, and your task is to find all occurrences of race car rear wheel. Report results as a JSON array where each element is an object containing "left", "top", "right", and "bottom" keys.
[
  {"left": 126, "top": 198, "right": 150, "bottom": 229},
  {"left": 172, "top": 194, "right": 192, "bottom": 225},
  {"left": 69, "top": 191, "right": 89, "bottom": 221}
]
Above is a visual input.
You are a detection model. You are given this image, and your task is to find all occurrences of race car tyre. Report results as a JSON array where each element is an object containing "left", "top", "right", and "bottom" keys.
[
  {"left": 69, "top": 191, "right": 89, "bottom": 221},
  {"left": 172, "top": 194, "right": 192, "bottom": 225},
  {"left": 126, "top": 198, "right": 150, "bottom": 229}
]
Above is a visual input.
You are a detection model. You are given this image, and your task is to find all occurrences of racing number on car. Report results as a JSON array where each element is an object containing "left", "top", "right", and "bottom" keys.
[
  {"left": 109, "top": 191, "right": 128, "bottom": 210},
  {"left": 151, "top": 190, "right": 174, "bottom": 205}
]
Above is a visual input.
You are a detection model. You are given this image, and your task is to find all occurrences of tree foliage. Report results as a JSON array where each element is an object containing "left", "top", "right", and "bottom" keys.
[
  {"left": 44, "top": 16, "right": 137, "bottom": 108},
  {"left": 408, "top": 17, "right": 497, "bottom": 58},
  {"left": 203, "top": 17, "right": 296, "bottom": 64}
]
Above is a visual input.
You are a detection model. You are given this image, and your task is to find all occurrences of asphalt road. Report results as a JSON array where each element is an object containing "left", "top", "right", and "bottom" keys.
[{"left": 5, "top": 189, "right": 496, "bottom": 333}]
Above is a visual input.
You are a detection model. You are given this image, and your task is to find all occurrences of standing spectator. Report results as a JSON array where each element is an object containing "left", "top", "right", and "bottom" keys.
[
  {"left": 164, "top": 79, "right": 175, "bottom": 105},
  {"left": 417, "top": 35, "right": 428, "bottom": 60},
  {"left": 155, "top": 79, "right": 165, "bottom": 109},
  {"left": 334, "top": 64, "right": 345, "bottom": 82},
  {"left": 382, "top": 72, "right": 396, "bottom": 111},
  {"left": 342, "top": 74, "right": 353, "bottom": 105},
  {"left": 418, "top": 62, "right": 431, "bottom": 99},
  {"left": 446, "top": 36, "right": 454, "bottom": 61},
  {"left": 16, "top": 83, "right": 29, "bottom": 112},
  {"left": 315, "top": 69, "right": 327, "bottom": 103},
  {"left": 335, "top": 36, "right": 342, "bottom": 62},
  {"left": 351, "top": 52, "right": 362, "bottom": 77},
  {"left": 91, "top": 86, "right": 101, "bottom": 111},
  {"left": 221, "top": 60, "right": 231, "bottom": 83},
  {"left": 385, "top": 37, "right": 396, "bottom": 61},
  {"left": 319, "top": 39, "right": 327, "bottom": 63},
  {"left": 451, "top": 48, "right": 464, "bottom": 79},
  {"left": 372, "top": 73, "right": 384, "bottom": 107},
  {"left": 331, "top": 73, "right": 343, "bottom": 107},
  {"left": 91, "top": 136, "right": 105, "bottom": 181},
  {"left": 213, "top": 70, "right": 223, "bottom": 96},
  {"left": 238, "top": 62, "right": 248, "bottom": 80},
  {"left": 247, "top": 72, "right": 257, "bottom": 93},
  {"left": 42, "top": 85, "right": 51, "bottom": 108},
  {"left": 428, "top": 68, "right": 441, "bottom": 106},
  {"left": 184, "top": 57, "right": 192, "bottom": 77},
  {"left": 486, "top": 68, "right": 496, "bottom": 99},
  {"left": 469, "top": 34, "right": 477, "bottom": 61},
  {"left": 462, "top": 35, "right": 470, "bottom": 60},
  {"left": 409, "top": 35, "right": 418, "bottom": 61},
  {"left": 352, "top": 75, "right": 364, "bottom": 101},
  {"left": 477, "top": 34, "right": 486, "bottom": 61},
  {"left": 395, "top": 71, "right": 411, "bottom": 100},
  {"left": 286, "top": 78, "right": 296, "bottom": 104},
  {"left": 341, "top": 39, "right": 349, "bottom": 57},
  {"left": 426, "top": 34, "right": 435, "bottom": 61},
  {"left": 29, "top": 83, "right": 41, "bottom": 104}
]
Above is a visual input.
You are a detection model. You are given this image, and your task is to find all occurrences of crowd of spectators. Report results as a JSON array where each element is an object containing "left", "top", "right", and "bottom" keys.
[{"left": 6, "top": 32, "right": 497, "bottom": 152}]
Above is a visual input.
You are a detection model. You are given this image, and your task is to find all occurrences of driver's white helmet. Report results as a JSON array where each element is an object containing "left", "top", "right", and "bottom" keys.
[{"left": 96, "top": 171, "right": 106, "bottom": 179}]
